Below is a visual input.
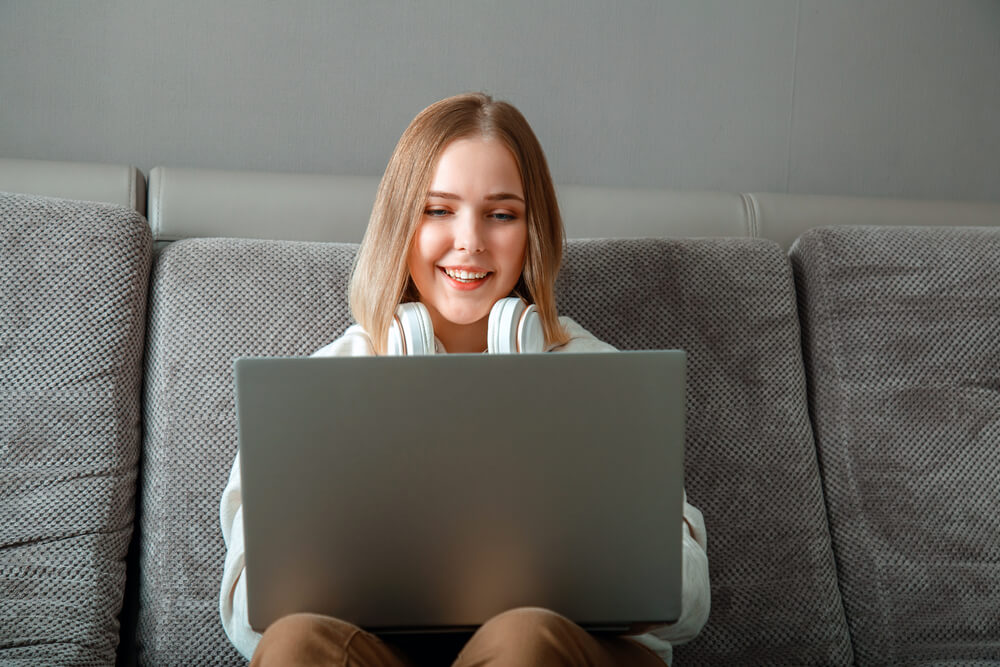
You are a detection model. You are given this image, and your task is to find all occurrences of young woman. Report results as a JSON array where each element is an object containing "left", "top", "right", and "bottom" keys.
[{"left": 220, "top": 93, "right": 710, "bottom": 666}]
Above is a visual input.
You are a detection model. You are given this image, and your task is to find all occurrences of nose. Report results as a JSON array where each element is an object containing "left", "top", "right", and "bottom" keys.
[{"left": 453, "top": 209, "right": 485, "bottom": 254}]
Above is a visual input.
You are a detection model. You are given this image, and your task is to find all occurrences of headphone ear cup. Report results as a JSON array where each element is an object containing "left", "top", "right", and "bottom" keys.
[
  {"left": 487, "top": 298, "right": 544, "bottom": 354},
  {"left": 487, "top": 298, "right": 510, "bottom": 354},
  {"left": 487, "top": 298, "right": 520, "bottom": 354},
  {"left": 387, "top": 314, "right": 406, "bottom": 355},
  {"left": 516, "top": 304, "right": 544, "bottom": 353},
  {"left": 388, "top": 302, "right": 435, "bottom": 355}
]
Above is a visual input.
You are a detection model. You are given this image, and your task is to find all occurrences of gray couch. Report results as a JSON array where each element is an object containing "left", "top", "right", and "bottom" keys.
[{"left": 2, "top": 159, "right": 999, "bottom": 665}]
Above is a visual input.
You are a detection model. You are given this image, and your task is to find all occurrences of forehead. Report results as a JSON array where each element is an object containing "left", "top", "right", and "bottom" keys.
[{"left": 430, "top": 138, "right": 523, "bottom": 194}]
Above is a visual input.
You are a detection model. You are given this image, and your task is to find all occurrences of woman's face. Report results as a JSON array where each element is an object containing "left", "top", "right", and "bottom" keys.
[{"left": 407, "top": 137, "right": 528, "bottom": 352}]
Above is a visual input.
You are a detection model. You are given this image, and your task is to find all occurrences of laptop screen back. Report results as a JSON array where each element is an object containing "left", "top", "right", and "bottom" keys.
[{"left": 236, "top": 350, "right": 685, "bottom": 632}]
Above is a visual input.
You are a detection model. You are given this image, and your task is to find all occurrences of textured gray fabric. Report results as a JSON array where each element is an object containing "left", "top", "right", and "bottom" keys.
[
  {"left": 557, "top": 238, "right": 853, "bottom": 665},
  {"left": 0, "top": 193, "right": 151, "bottom": 665},
  {"left": 791, "top": 226, "right": 1000, "bottom": 665},
  {"left": 139, "top": 236, "right": 852, "bottom": 664},
  {"left": 137, "top": 239, "right": 356, "bottom": 665}
]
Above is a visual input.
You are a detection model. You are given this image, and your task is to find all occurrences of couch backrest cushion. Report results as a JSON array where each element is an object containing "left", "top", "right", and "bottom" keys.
[
  {"left": 138, "top": 237, "right": 851, "bottom": 664},
  {"left": 137, "top": 239, "right": 357, "bottom": 664},
  {"left": 747, "top": 192, "right": 1000, "bottom": 250},
  {"left": 147, "top": 167, "right": 379, "bottom": 243},
  {"left": 147, "top": 166, "right": 751, "bottom": 243},
  {"left": 0, "top": 193, "right": 151, "bottom": 663},
  {"left": 791, "top": 226, "right": 1000, "bottom": 664},
  {"left": 557, "top": 239, "right": 853, "bottom": 665},
  {"left": 147, "top": 165, "right": 1000, "bottom": 250},
  {"left": 0, "top": 158, "right": 147, "bottom": 215}
]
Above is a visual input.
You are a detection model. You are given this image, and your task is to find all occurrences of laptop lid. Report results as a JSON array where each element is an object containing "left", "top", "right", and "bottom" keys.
[{"left": 236, "top": 350, "right": 685, "bottom": 633}]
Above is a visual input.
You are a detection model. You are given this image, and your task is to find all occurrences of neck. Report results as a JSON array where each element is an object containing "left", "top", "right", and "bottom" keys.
[{"left": 431, "top": 315, "right": 489, "bottom": 354}]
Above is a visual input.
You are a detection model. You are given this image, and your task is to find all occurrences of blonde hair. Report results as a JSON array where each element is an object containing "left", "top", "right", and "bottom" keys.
[{"left": 349, "top": 92, "right": 569, "bottom": 354}]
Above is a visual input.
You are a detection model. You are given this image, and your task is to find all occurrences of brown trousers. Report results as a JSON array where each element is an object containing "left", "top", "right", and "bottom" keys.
[{"left": 250, "top": 607, "right": 666, "bottom": 666}]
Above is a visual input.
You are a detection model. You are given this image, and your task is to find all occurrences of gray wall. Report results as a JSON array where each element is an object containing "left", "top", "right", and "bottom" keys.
[{"left": 2, "top": 0, "right": 998, "bottom": 201}]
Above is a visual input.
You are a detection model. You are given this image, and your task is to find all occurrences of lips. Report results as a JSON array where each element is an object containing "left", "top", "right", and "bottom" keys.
[
  {"left": 442, "top": 266, "right": 489, "bottom": 281},
  {"left": 439, "top": 266, "right": 491, "bottom": 288}
]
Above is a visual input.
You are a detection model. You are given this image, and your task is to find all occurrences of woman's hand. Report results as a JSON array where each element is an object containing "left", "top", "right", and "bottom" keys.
[{"left": 624, "top": 621, "right": 668, "bottom": 635}]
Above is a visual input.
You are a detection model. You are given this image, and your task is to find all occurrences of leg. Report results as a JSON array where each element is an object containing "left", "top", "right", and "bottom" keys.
[
  {"left": 250, "top": 613, "right": 410, "bottom": 667},
  {"left": 453, "top": 607, "right": 665, "bottom": 667}
]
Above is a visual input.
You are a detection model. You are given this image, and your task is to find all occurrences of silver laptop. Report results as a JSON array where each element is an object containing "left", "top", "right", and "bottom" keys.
[{"left": 235, "top": 350, "right": 685, "bottom": 633}]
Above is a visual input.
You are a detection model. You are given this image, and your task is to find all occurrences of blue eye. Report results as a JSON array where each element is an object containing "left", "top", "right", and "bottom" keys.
[
  {"left": 425, "top": 208, "right": 449, "bottom": 217},
  {"left": 491, "top": 212, "right": 516, "bottom": 222}
]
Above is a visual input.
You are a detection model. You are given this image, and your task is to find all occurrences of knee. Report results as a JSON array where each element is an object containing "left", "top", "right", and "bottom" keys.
[
  {"left": 479, "top": 606, "right": 570, "bottom": 639},
  {"left": 251, "top": 613, "right": 356, "bottom": 666},
  {"left": 463, "top": 606, "right": 577, "bottom": 660}
]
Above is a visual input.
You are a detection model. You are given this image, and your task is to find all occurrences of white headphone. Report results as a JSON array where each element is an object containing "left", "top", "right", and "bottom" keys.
[{"left": 387, "top": 298, "right": 545, "bottom": 355}]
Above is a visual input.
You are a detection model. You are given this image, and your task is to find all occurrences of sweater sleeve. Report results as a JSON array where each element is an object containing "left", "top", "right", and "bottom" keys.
[
  {"left": 219, "top": 455, "right": 260, "bottom": 660},
  {"left": 218, "top": 325, "right": 375, "bottom": 659},
  {"left": 553, "top": 320, "right": 712, "bottom": 660},
  {"left": 549, "top": 316, "right": 617, "bottom": 353},
  {"left": 628, "top": 496, "right": 711, "bottom": 663}
]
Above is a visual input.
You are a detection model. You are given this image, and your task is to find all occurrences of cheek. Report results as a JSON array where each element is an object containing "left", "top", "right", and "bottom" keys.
[
  {"left": 505, "top": 225, "right": 529, "bottom": 269},
  {"left": 407, "top": 227, "right": 438, "bottom": 276}
]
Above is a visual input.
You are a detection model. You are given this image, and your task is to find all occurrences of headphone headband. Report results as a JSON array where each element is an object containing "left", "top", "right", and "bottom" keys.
[{"left": 388, "top": 298, "right": 543, "bottom": 355}]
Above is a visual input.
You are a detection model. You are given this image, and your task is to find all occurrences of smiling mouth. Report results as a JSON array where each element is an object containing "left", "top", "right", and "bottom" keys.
[{"left": 441, "top": 267, "right": 491, "bottom": 283}]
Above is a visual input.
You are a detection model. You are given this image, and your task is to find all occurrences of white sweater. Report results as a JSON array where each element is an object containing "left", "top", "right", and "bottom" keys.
[{"left": 220, "top": 317, "right": 710, "bottom": 664}]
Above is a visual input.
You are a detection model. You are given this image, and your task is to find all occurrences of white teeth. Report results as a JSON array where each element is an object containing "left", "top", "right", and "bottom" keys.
[{"left": 444, "top": 268, "right": 488, "bottom": 281}]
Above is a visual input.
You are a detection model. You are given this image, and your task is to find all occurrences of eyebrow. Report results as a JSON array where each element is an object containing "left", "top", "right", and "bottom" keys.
[{"left": 427, "top": 190, "right": 524, "bottom": 203}]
